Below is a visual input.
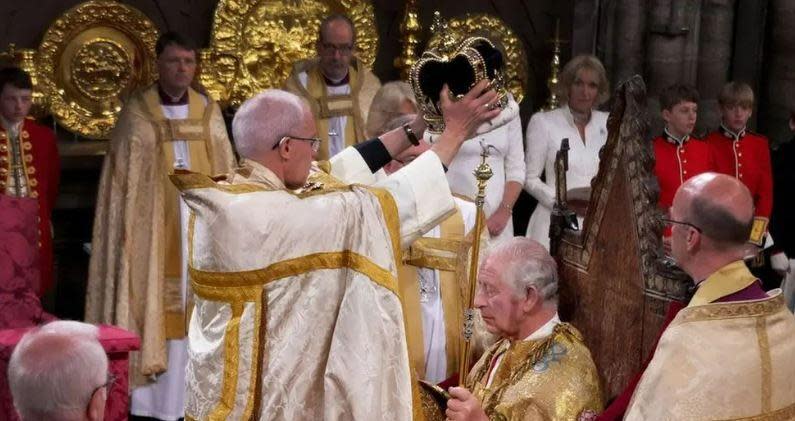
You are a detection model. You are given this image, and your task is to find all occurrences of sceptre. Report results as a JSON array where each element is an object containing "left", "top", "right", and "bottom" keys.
[{"left": 458, "top": 142, "right": 494, "bottom": 385}]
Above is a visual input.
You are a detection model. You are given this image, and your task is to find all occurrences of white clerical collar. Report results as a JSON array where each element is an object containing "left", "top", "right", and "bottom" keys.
[{"left": 524, "top": 312, "right": 561, "bottom": 341}]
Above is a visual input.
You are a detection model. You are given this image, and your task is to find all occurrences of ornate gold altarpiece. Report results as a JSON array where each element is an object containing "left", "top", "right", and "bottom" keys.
[
  {"left": 24, "top": 1, "right": 158, "bottom": 139},
  {"left": 3, "top": 0, "right": 531, "bottom": 141}
]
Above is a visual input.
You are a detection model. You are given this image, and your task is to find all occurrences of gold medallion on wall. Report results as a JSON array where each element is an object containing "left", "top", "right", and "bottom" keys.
[
  {"left": 427, "top": 14, "right": 528, "bottom": 103},
  {"left": 36, "top": 0, "right": 159, "bottom": 139},
  {"left": 203, "top": 0, "right": 379, "bottom": 107}
]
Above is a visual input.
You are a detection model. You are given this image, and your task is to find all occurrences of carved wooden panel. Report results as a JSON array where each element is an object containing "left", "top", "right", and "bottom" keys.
[{"left": 551, "top": 75, "right": 690, "bottom": 398}]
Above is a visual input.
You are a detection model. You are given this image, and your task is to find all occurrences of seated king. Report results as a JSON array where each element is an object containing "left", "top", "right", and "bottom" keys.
[{"left": 446, "top": 237, "right": 603, "bottom": 421}]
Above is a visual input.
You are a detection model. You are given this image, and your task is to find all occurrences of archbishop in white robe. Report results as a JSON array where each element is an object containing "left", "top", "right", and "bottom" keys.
[{"left": 173, "top": 146, "right": 455, "bottom": 420}]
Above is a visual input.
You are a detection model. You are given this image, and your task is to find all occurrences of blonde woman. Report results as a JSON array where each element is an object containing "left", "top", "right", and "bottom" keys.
[
  {"left": 365, "top": 81, "right": 418, "bottom": 138},
  {"left": 524, "top": 55, "right": 610, "bottom": 250}
]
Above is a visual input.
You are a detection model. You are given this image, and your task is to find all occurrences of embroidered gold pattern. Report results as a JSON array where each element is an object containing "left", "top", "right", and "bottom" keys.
[
  {"left": 755, "top": 316, "right": 772, "bottom": 413},
  {"left": 680, "top": 295, "right": 786, "bottom": 323}
]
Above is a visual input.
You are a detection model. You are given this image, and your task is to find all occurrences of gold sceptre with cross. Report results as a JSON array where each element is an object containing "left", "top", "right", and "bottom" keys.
[{"left": 458, "top": 142, "right": 494, "bottom": 385}]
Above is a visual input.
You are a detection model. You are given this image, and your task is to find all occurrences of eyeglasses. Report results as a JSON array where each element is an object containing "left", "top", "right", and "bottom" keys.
[
  {"left": 661, "top": 217, "right": 702, "bottom": 233},
  {"left": 90, "top": 373, "right": 117, "bottom": 398},
  {"left": 272, "top": 135, "right": 321, "bottom": 152},
  {"left": 320, "top": 42, "right": 354, "bottom": 55}
]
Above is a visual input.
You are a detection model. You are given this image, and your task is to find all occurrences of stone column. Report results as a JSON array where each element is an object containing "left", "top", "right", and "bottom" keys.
[
  {"left": 760, "top": 0, "right": 795, "bottom": 146},
  {"left": 696, "top": 0, "right": 735, "bottom": 133}
]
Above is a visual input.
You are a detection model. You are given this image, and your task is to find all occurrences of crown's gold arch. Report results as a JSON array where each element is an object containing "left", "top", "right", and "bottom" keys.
[
  {"left": 201, "top": 0, "right": 379, "bottom": 107},
  {"left": 410, "top": 13, "right": 510, "bottom": 133},
  {"left": 427, "top": 13, "right": 528, "bottom": 104}
]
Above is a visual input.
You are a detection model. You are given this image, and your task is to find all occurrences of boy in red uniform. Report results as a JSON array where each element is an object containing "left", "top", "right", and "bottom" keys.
[
  {"left": 704, "top": 82, "right": 773, "bottom": 247},
  {"left": 0, "top": 67, "right": 60, "bottom": 295},
  {"left": 653, "top": 84, "right": 714, "bottom": 236}
]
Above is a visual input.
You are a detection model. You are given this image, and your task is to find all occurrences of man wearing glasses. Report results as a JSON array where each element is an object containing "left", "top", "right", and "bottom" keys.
[
  {"left": 624, "top": 173, "right": 795, "bottom": 420},
  {"left": 8, "top": 321, "right": 110, "bottom": 421},
  {"left": 85, "top": 31, "right": 236, "bottom": 421},
  {"left": 174, "top": 80, "right": 501, "bottom": 419},
  {"left": 283, "top": 13, "right": 381, "bottom": 160}
]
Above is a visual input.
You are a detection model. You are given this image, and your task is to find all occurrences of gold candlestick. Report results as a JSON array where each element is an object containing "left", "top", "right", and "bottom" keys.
[
  {"left": 544, "top": 19, "right": 564, "bottom": 111},
  {"left": 394, "top": 0, "right": 421, "bottom": 80}
]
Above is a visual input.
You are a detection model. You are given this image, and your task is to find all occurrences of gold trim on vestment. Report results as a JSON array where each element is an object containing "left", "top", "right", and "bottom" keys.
[
  {"left": 403, "top": 237, "right": 462, "bottom": 272},
  {"left": 186, "top": 175, "right": 408, "bottom": 419},
  {"left": 452, "top": 193, "right": 475, "bottom": 203},
  {"left": 713, "top": 402, "right": 795, "bottom": 421},
  {"left": 689, "top": 260, "right": 758, "bottom": 307},
  {"left": 170, "top": 172, "right": 269, "bottom": 194},
  {"left": 189, "top": 251, "right": 398, "bottom": 421},
  {"left": 190, "top": 251, "right": 398, "bottom": 298},
  {"left": 294, "top": 60, "right": 366, "bottom": 160},
  {"left": 398, "top": 207, "right": 466, "bottom": 382},
  {"left": 679, "top": 294, "right": 786, "bottom": 323},
  {"left": 755, "top": 316, "right": 773, "bottom": 413},
  {"left": 365, "top": 186, "right": 402, "bottom": 262},
  {"left": 242, "top": 292, "right": 265, "bottom": 419},
  {"left": 208, "top": 302, "right": 243, "bottom": 420}
]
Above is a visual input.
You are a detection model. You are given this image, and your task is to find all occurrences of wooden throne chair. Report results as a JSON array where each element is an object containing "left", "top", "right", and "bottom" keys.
[{"left": 549, "top": 75, "right": 690, "bottom": 398}]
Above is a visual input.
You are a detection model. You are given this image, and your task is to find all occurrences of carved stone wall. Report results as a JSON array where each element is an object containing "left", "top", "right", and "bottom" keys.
[{"left": 589, "top": 0, "right": 793, "bottom": 143}]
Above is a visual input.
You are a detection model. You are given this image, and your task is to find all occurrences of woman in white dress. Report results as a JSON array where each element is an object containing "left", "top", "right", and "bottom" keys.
[
  {"left": 524, "top": 55, "right": 610, "bottom": 250},
  {"left": 435, "top": 94, "right": 525, "bottom": 242}
]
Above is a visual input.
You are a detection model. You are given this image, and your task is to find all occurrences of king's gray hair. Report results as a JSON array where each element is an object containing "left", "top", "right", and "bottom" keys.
[
  {"left": 8, "top": 321, "right": 107, "bottom": 421},
  {"left": 489, "top": 237, "right": 559, "bottom": 305},
  {"left": 232, "top": 89, "right": 310, "bottom": 159}
]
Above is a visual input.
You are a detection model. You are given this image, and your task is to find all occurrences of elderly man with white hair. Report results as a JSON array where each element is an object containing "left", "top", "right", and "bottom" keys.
[
  {"left": 7, "top": 321, "right": 110, "bottom": 421},
  {"left": 173, "top": 81, "right": 501, "bottom": 420},
  {"left": 446, "top": 237, "right": 603, "bottom": 421}
]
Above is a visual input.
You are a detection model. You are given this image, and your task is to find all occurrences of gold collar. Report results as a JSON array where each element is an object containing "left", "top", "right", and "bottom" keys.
[{"left": 688, "top": 260, "right": 757, "bottom": 307}]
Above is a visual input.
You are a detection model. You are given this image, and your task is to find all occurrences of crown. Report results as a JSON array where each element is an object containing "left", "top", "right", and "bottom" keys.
[{"left": 409, "top": 12, "right": 509, "bottom": 133}]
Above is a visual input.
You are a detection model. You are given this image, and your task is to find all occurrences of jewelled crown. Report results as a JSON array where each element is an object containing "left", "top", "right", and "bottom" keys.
[{"left": 409, "top": 12, "right": 509, "bottom": 133}]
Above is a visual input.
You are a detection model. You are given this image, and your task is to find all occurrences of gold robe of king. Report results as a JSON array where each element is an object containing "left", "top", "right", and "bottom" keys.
[
  {"left": 85, "top": 83, "right": 236, "bottom": 386},
  {"left": 466, "top": 321, "right": 604, "bottom": 420},
  {"left": 175, "top": 145, "right": 458, "bottom": 420}
]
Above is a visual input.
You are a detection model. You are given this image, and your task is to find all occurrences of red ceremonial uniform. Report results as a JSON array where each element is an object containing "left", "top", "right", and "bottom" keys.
[
  {"left": 704, "top": 126, "right": 773, "bottom": 219},
  {"left": 0, "top": 118, "right": 60, "bottom": 295},
  {"left": 653, "top": 130, "right": 715, "bottom": 211}
]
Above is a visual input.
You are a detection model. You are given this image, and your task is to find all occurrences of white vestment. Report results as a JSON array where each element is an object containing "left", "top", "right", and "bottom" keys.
[
  {"left": 420, "top": 197, "right": 477, "bottom": 383},
  {"left": 178, "top": 149, "right": 455, "bottom": 420},
  {"left": 130, "top": 100, "right": 201, "bottom": 420},
  {"left": 524, "top": 106, "right": 608, "bottom": 250}
]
